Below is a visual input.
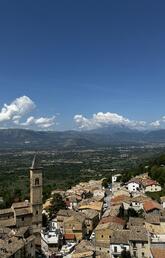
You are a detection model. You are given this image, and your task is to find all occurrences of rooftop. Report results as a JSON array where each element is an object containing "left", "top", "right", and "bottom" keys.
[
  {"left": 82, "top": 209, "right": 99, "bottom": 219},
  {"left": 111, "top": 195, "right": 130, "bottom": 205},
  {"left": 145, "top": 222, "right": 165, "bottom": 234},
  {"left": 14, "top": 207, "right": 32, "bottom": 216},
  {"left": 12, "top": 201, "right": 30, "bottom": 209},
  {"left": 151, "top": 247, "right": 165, "bottom": 258},
  {"left": 143, "top": 200, "right": 162, "bottom": 212},
  {"left": 129, "top": 227, "right": 148, "bottom": 241},
  {"left": 78, "top": 201, "right": 103, "bottom": 212},
  {"left": 56, "top": 209, "right": 76, "bottom": 217},
  {"left": 72, "top": 239, "right": 95, "bottom": 258},
  {"left": 127, "top": 217, "right": 145, "bottom": 228},
  {"left": 0, "top": 208, "right": 14, "bottom": 215},
  {"left": 110, "top": 230, "right": 130, "bottom": 244},
  {"left": 100, "top": 216, "right": 126, "bottom": 226}
]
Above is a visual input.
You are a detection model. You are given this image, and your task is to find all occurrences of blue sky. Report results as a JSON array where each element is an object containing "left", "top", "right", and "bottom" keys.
[{"left": 0, "top": 0, "right": 165, "bottom": 130}]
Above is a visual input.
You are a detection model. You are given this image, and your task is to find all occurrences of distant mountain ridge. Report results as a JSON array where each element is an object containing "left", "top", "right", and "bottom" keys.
[{"left": 0, "top": 127, "right": 165, "bottom": 149}]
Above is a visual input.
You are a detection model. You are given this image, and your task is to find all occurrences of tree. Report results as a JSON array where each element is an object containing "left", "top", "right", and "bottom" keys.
[
  {"left": 42, "top": 213, "right": 48, "bottom": 227},
  {"left": 120, "top": 250, "right": 131, "bottom": 258},
  {"left": 102, "top": 177, "right": 112, "bottom": 188},
  {"left": 127, "top": 208, "right": 139, "bottom": 218},
  {"left": 49, "top": 193, "right": 66, "bottom": 218}
]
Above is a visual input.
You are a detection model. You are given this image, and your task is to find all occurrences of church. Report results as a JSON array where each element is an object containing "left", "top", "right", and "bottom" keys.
[{"left": 0, "top": 155, "right": 43, "bottom": 247}]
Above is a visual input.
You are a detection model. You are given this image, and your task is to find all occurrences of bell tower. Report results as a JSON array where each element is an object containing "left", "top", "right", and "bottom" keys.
[{"left": 30, "top": 155, "right": 42, "bottom": 246}]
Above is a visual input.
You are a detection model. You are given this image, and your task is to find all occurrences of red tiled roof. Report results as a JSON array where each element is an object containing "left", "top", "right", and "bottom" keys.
[
  {"left": 100, "top": 216, "right": 126, "bottom": 226},
  {"left": 111, "top": 195, "right": 130, "bottom": 205},
  {"left": 126, "top": 178, "right": 141, "bottom": 185},
  {"left": 143, "top": 200, "right": 162, "bottom": 212},
  {"left": 64, "top": 233, "right": 75, "bottom": 240},
  {"left": 141, "top": 179, "right": 159, "bottom": 187},
  {"left": 151, "top": 248, "right": 165, "bottom": 258}
]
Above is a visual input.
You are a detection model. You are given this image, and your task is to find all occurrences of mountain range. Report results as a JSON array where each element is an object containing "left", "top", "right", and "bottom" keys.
[{"left": 0, "top": 126, "right": 165, "bottom": 149}]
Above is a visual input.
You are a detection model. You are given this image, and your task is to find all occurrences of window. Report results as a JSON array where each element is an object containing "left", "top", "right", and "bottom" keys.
[
  {"left": 142, "top": 242, "right": 144, "bottom": 247},
  {"left": 22, "top": 217, "right": 24, "bottom": 221},
  {"left": 114, "top": 246, "right": 117, "bottom": 252},
  {"left": 133, "top": 251, "right": 136, "bottom": 257},
  {"left": 36, "top": 210, "right": 38, "bottom": 215},
  {"left": 35, "top": 178, "right": 39, "bottom": 185},
  {"left": 142, "top": 252, "right": 144, "bottom": 257},
  {"left": 101, "top": 235, "right": 103, "bottom": 238}
]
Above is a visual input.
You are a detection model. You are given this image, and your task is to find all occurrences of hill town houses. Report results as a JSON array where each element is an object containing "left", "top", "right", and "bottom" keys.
[
  {"left": 1, "top": 160, "right": 165, "bottom": 258},
  {"left": 0, "top": 156, "right": 42, "bottom": 258}
]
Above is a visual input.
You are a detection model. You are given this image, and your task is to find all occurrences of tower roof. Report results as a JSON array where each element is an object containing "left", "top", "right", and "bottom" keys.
[{"left": 30, "top": 154, "right": 41, "bottom": 169}]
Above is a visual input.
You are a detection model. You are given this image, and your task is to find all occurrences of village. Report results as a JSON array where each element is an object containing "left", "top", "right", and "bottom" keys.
[
  {"left": 41, "top": 172, "right": 165, "bottom": 258},
  {"left": 0, "top": 157, "right": 165, "bottom": 258}
]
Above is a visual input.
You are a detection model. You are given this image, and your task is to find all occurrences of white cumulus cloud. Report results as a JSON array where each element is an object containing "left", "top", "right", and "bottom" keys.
[
  {"left": 0, "top": 96, "right": 56, "bottom": 129},
  {"left": 0, "top": 96, "right": 35, "bottom": 123},
  {"left": 150, "top": 120, "right": 160, "bottom": 128},
  {"left": 21, "top": 116, "right": 56, "bottom": 129},
  {"left": 74, "top": 112, "right": 147, "bottom": 130}
]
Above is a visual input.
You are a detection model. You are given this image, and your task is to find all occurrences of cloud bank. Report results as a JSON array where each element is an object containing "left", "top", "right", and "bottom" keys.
[
  {"left": 74, "top": 112, "right": 165, "bottom": 130},
  {"left": 0, "top": 96, "right": 56, "bottom": 129},
  {"left": 1, "top": 96, "right": 165, "bottom": 131}
]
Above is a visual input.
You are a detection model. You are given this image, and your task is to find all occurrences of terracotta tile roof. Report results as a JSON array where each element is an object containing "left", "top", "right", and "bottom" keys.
[
  {"left": 57, "top": 209, "right": 76, "bottom": 217},
  {"left": 131, "top": 195, "right": 150, "bottom": 203},
  {"left": 143, "top": 200, "right": 162, "bottom": 212},
  {"left": 64, "top": 213, "right": 86, "bottom": 224},
  {"left": 127, "top": 217, "right": 145, "bottom": 228},
  {"left": 95, "top": 221, "right": 123, "bottom": 231},
  {"left": 110, "top": 230, "right": 130, "bottom": 244},
  {"left": 64, "top": 233, "right": 75, "bottom": 240},
  {"left": 74, "top": 240, "right": 94, "bottom": 252},
  {"left": 95, "top": 222, "right": 111, "bottom": 230},
  {"left": 126, "top": 178, "right": 141, "bottom": 185},
  {"left": 151, "top": 247, "right": 165, "bottom": 258},
  {"left": 141, "top": 178, "right": 159, "bottom": 187},
  {"left": 129, "top": 226, "right": 148, "bottom": 241},
  {"left": 111, "top": 195, "right": 130, "bottom": 205},
  {"left": 82, "top": 209, "right": 99, "bottom": 219},
  {"left": 100, "top": 216, "right": 126, "bottom": 226},
  {"left": 145, "top": 222, "right": 165, "bottom": 234},
  {"left": 145, "top": 214, "right": 160, "bottom": 224},
  {"left": 78, "top": 201, "right": 103, "bottom": 212}
]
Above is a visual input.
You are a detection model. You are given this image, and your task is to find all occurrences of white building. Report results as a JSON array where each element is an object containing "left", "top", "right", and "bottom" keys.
[
  {"left": 41, "top": 220, "right": 62, "bottom": 258},
  {"left": 112, "top": 174, "right": 121, "bottom": 184},
  {"left": 126, "top": 179, "right": 141, "bottom": 193}
]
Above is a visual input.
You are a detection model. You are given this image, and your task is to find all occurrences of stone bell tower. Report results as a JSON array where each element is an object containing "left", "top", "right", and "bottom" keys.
[{"left": 30, "top": 155, "right": 42, "bottom": 247}]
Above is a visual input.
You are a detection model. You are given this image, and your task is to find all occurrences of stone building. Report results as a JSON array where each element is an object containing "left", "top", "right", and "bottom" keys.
[
  {"left": 63, "top": 213, "right": 86, "bottom": 241},
  {"left": 0, "top": 155, "right": 43, "bottom": 252},
  {"left": 0, "top": 226, "right": 35, "bottom": 258}
]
